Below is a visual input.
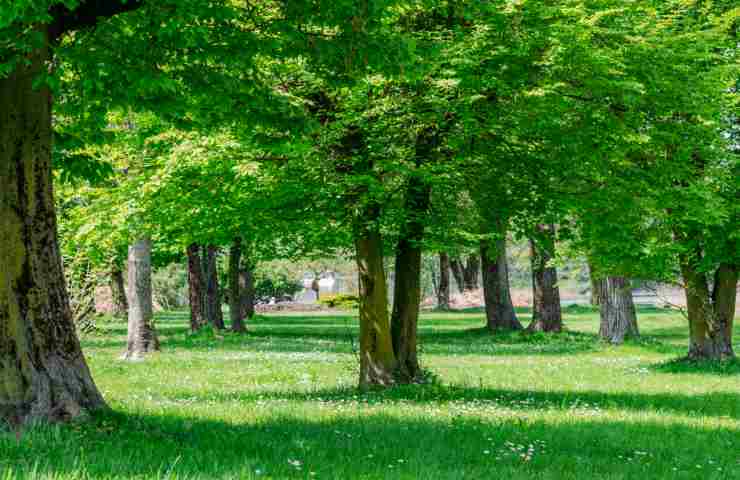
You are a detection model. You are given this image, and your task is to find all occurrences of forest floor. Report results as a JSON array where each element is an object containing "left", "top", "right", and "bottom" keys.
[{"left": 2, "top": 307, "right": 739, "bottom": 479}]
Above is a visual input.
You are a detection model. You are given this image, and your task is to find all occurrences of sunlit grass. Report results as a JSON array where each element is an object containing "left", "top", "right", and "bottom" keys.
[{"left": 2, "top": 307, "right": 738, "bottom": 479}]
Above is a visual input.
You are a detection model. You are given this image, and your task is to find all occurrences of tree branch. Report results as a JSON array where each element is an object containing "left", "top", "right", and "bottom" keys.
[{"left": 49, "top": 0, "right": 145, "bottom": 42}]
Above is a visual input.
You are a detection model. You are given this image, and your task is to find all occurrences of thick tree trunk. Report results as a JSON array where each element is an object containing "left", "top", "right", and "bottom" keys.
[
  {"left": 0, "top": 36, "right": 106, "bottom": 425},
  {"left": 438, "top": 253, "right": 451, "bottom": 310},
  {"left": 681, "top": 256, "right": 736, "bottom": 360},
  {"left": 355, "top": 227, "right": 397, "bottom": 388},
  {"left": 598, "top": 276, "right": 638, "bottom": 344},
  {"left": 123, "top": 239, "right": 159, "bottom": 359},
  {"left": 449, "top": 258, "right": 465, "bottom": 293},
  {"left": 390, "top": 175, "right": 430, "bottom": 382},
  {"left": 462, "top": 255, "right": 480, "bottom": 291},
  {"left": 527, "top": 225, "right": 563, "bottom": 333},
  {"left": 229, "top": 238, "right": 247, "bottom": 333},
  {"left": 110, "top": 265, "right": 128, "bottom": 318},
  {"left": 204, "top": 245, "right": 225, "bottom": 330},
  {"left": 186, "top": 243, "right": 206, "bottom": 332},
  {"left": 481, "top": 237, "right": 522, "bottom": 331}
]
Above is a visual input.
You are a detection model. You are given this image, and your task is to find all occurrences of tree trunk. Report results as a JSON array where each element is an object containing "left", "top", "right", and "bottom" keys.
[
  {"left": 123, "top": 239, "right": 159, "bottom": 359},
  {"left": 0, "top": 35, "right": 107, "bottom": 425},
  {"left": 229, "top": 238, "right": 247, "bottom": 333},
  {"left": 681, "top": 255, "right": 736, "bottom": 360},
  {"left": 355, "top": 226, "right": 397, "bottom": 388},
  {"left": 186, "top": 243, "right": 206, "bottom": 332},
  {"left": 438, "top": 253, "right": 451, "bottom": 310},
  {"left": 462, "top": 255, "right": 480, "bottom": 291},
  {"left": 449, "top": 257, "right": 465, "bottom": 293},
  {"left": 588, "top": 262, "right": 602, "bottom": 306},
  {"left": 110, "top": 265, "right": 128, "bottom": 318},
  {"left": 527, "top": 224, "right": 563, "bottom": 333},
  {"left": 240, "top": 266, "right": 256, "bottom": 320},
  {"left": 204, "top": 245, "right": 225, "bottom": 330},
  {"left": 598, "top": 276, "right": 638, "bottom": 344},
  {"left": 480, "top": 237, "right": 522, "bottom": 331},
  {"left": 390, "top": 175, "right": 430, "bottom": 382}
]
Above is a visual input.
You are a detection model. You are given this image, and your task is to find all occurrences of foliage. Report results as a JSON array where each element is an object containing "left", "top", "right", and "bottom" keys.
[{"left": 319, "top": 294, "right": 360, "bottom": 310}]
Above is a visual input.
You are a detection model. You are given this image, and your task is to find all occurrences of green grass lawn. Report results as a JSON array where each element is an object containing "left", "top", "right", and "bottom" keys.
[{"left": 2, "top": 307, "right": 739, "bottom": 479}]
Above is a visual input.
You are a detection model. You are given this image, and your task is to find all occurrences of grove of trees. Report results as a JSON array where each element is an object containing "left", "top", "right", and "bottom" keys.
[{"left": 1, "top": 0, "right": 738, "bottom": 426}]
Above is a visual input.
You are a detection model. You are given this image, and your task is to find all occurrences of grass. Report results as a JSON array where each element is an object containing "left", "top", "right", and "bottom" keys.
[{"left": 2, "top": 307, "right": 739, "bottom": 479}]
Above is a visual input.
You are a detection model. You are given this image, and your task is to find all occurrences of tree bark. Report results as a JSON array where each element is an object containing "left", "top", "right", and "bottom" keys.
[
  {"left": 355, "top": 223, "right": 397, "bottom": 388},
  {"left": 110, "top": 265, "right": 128, "bottom": 318},
  {"left": 186, "top": 243, "right": 206, "bottom": 332},
  {"left": 481, "top": 237, "right": 522, "bottom": 331},
  {"left": 462, "top": 255, "right": 480, "bottom": 291},
  {"left": 0, "top": 34, "right": 106, "bottom": 425},
  {"left": 680, "top": 254, "right": 736, "bottom": 360},
  {"left": 438, "top": 253, "right": 451, "bottom": 310},
  {"left": 449, "top": 257, "right": 465, "bottom": 293},
  {"left": 527, "top": 224, "right": 563, "bottom": 332},
  {"left": 123, "top": 239, "right": 159, "bottom": 359},
  {"left": 598, "top": 276, "right": 638, "bottom": 344},
  {"left": 390, "top": 174, "right": 430, "bottom": 383},
  {"left": 204, "top": 245, "right": 225, "bottom": 330},
  {"left": 229, "top": 238, "right": 247, "bottom": 333}
]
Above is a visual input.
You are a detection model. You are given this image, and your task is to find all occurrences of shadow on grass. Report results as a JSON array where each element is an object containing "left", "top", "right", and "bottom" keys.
[
  {"left": 651, "top": 357, "right": 740, "bottom": 376},
  {"left": 159, "top": 383, "right": 740, "bottom": 420},
  {"left": 2, "top": 405, "right": 737, "bottom": 480}
]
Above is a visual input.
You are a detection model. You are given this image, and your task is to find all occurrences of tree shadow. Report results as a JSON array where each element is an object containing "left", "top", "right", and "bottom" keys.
[{"left": 2, "top": 406, "right": 737, "bottom": 479}]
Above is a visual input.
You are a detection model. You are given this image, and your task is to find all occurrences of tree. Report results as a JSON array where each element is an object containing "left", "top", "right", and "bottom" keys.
[
  {"left": 481, "top": 235, "right": 522, "bottom": 331},
  {"left": 437, "top": 253, "right": 451, "bottom": 310},
  {"left": 0, "top": 0, "right": 145, "bottom": 426},
  {"left": 597, "top": 276, "right": 638, "bottom": 344},
  {"left": 527, "top": 224, "right": 563, "bottom": 333},
  {"left": 229, "top": 237, "right": 247, "bottom": 333},
  {"left": 187, "top": 243, "right": 206, "bottom": 332},
  {"left": 122, "top": 238, "right": 159, "bottom": 359},
  {"left": 204, "top": 245, "right": 225, "bottom": 330}
]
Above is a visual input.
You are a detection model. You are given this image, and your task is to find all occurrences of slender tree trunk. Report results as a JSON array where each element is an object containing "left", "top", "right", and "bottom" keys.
[
  {"left": 355, "top": 224, "right": 397, "bottom": 388},
  {"left": 598, "top": 276, "right": 638, "bottom": 344},
  {"left": 110, "top": 265, "right": 128, "bottom": 318},
  {"left": 527, "top": 224, "right": 563, "bottom": 332},
  {"left": 680, "top": 254, "right": 736, "bottom": 360},
  {"left": 239, "top": 266, "right": 256, "bottom": 320},
  {"left": 186, "top": 243, "right": 206, "bottom": 332},
  {"left": 438, "top": 253, "right": 451, "bottom": 310},
  {"left": 449, "top": 257, "right": 465, "bottom": 293},
  {"left": 481, "top": 237, "right": 522, "bottom": 331},
  {"left": 123, "top": 239, "right": 159, "bottom": 359},
  {"left": 588, "top": 262, "right": 602, "bottom": 306},
  {"left": 463, "top": 255, "right": 480, "bottom": 291},
  {"left": 390, "top": 175, "right": 430, "bottom": 383},
  {"left": 0, "top": 35, "right": 106, "bottom": 425},
  {"left": 204, "top": 245, "right": 225, "bottom": 330},
  {"left": 229, "top": 238, "right": 247, "bottom": 333}
]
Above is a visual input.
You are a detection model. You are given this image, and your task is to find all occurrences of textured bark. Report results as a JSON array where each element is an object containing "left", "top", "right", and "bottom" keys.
[
  {"left": 437, "top": 253, "right": 451, "bottom": 310},
  {"left": 229, "top": 238, "right": 247, "bottom": 333},
  {"left": 449, "top": 258, "right": 465, "bottom": 293},
  {"left": 123, "top": 239, "right": 159, "bottom": 359},
  {"left": 355, "top": 227, "right": 397, "bottom": 388},
  {"left": 481, "top": 238, "right": 522, "bottom": 331},
  {"left": 204, "top": 245, "right": 225, "bottom": 330},
  {"left": 0, "top": 33, "right": 106, "bottom": 425},
  {"left": 598, "top": 276, "right": 638, "bottom": 344},
  {"left": 462, "top": 255, "right": 480, "bottom": 291},
  {"left": 527, "top": 225, "right": 563, "bottom": 333},
  {"left": 680, "top": 255, "right": 736, "bottom": 360},
  {"left": 186, "top": 243, "right": 206, "bottom": 332},
  {"left": 390, "top": 175, "right": 430, "bottom": 383},
  {"left": 110, "top": 266, "right": 128, "bottom": 318}
]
